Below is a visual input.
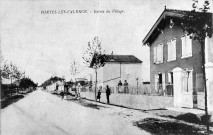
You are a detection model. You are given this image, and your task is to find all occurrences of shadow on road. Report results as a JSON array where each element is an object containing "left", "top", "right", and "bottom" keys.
[
  {"left": 51, "top": 92, "right": 108, "bottom": 110},
  {"left": 1, "top": 95, "right": 24, "bottom": 109},
  {"left": 76, "top": 99, "right": 108, "bottom": 110},
  {"left": 134, "top": 118, "right": 211, "bottom": 135}
]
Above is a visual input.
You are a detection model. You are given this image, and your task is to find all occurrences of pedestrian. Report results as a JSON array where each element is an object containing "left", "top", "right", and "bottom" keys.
[
  {"left": 124, "top": 80, "right": 129, "bottom": 93},
  {"left": 60, "top": 91, "right": 64, "bottom": 100},
  {"left": 118, "top": 80, "right": 122, "bottom": 86},
  {"left": 97, "top": 90, "right": 101, "bottom": 102},
  {"left": 118, "top": 80, "right": 122, "bottom": 93},
  {"left": 106, "top": 85, "right": 111, "bottom": 104},
  {"left": 76, "top": 83, "right": 81, "bottom": 99}
]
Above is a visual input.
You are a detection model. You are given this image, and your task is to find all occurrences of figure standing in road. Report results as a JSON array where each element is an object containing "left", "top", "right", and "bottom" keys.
[
  {"left": 118, "top": 80, "right": 122, "bottom": 86},
  {"left": 76, "top": 83, "right": 81, "bottom": 99},
  {"left": 97, "top": 90, "right": 101, "bottom": 102},
  {"left": 60, "top": 91, "right": 64, "bottom": 100},
  {"left": 124, "top": 80, "right": 129, "bottom": 93},
  {"left": 106, "top": 85, "right": 111, "bottom": 104},
  {"left": 118, "top": 80, "right": 122, "bottom": 93}
]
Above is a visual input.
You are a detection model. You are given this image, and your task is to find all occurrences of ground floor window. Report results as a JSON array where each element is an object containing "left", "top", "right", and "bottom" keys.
[
  {"left": 168, "top": 72, "right": 173, "bottom": 84},
  {"left": 154, "top": 73, "right": 165, "bottom": 93}
]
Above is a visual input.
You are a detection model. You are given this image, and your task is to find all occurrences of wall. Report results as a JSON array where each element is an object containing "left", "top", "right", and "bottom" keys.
[
  {"left": 141, "top": 45, "right": 150, "bottom": 82},
  {"left": 81, "top": 91, "right": 174, "bottom": 110},
  {"left": 93, "top": 62, "right": 142, "bottom": 89},
  {"left": 205, "top": 37, "right": 213, "bottom": 63},
  {"left": 149, "top": 23, "right": 203, "bottom": 91}
]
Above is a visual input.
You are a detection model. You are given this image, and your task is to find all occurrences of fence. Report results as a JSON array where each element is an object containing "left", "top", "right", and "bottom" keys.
[{"left": 83, "top": 84, "right": 173, "bottom": 97}]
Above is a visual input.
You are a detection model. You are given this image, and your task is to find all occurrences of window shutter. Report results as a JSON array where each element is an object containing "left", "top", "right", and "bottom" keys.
[
  {"left": 158, "top": 45, "right": 163, "bottom": 63},
  {"left": 162, "top": 73, "right": 166, "bottom": 90},
  {"left": 167, "top": 41, "right": 171, "bottom": 61},
  {"left": 172, "top": 39, "right": 176, "bottom": 60},
  {"left": 168, "top": 73, "right": 171, "bottom": 84},
  {"left": 181, "top": 36, "right": 186, "bottom": 57},
  {"left": 154, "top": 74, "right": 158, "bottom": 91},
  {"left": 157, "top": 46, "right": 160, "bottom": 63},
  {"left": 154, "top": 47, "right": 157, "bottom": 63},
  {"left": 186, "top": 36, "right": 192, "bottom": 56}
]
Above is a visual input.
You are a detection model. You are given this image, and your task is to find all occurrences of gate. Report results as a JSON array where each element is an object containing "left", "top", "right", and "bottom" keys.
[
  {"left": 181, "top": 69, "right": 193, "bottom": 108},
  {"left": 173, "top": 67, "right": 193, "bottom": 108}
]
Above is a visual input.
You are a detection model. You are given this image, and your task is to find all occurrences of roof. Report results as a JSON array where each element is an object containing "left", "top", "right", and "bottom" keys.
[
  {"left": 104, "top": 54, "right": 142, "bottom": 63},
  {"left": 142, "top": 8, "right": 212, "bottom": 44},
  {"left": 89, "top": 54, "right": 142, "bottom": 68},
  {"left": 49, "top": 76, "right": 65, "bottom": 82}
]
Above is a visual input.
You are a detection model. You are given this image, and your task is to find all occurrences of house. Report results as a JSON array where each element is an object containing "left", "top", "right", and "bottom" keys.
[
  {"left": 90, "top": 54, "right": 142, "bottom": 92},
  {"left": 41, "top": 76, "right": 65, "bottom": 93},
  {"left": 142, "top": 8, "right": 213, "bottom": 111}
]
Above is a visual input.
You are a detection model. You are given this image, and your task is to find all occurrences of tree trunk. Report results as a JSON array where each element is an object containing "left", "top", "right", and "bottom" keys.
[
  {"left": 95, "top": 68, "right": 97, "bottom": 101},
  {"left": 201, "top": 41, "right": 208, "bottom": 115},
  {"left": 200, "top": 41, "right": 209, "bottom": 133}
]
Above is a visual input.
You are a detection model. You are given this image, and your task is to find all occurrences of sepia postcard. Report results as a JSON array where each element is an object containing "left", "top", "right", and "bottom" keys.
[{"left": 1, "top": 0, "right": 213, "bottom": 134}]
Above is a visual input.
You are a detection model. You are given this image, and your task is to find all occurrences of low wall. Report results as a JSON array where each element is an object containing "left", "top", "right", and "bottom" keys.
[{"left": 80, "top": 91, "right": 174, "bottom": 110}]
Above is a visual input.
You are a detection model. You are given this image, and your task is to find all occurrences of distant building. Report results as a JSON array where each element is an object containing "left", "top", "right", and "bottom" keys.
[
  {"left": 90, "top": 54, "right": 142, "bottom": 90},
  {"left": 41, "top": 76, "right": 65, "bottom": 93}
]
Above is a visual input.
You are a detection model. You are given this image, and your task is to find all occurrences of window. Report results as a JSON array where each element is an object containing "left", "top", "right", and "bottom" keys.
[
  {"left": 167, "top": 39, "right": 176, "bottom": 61},
  {"left": 168, "top": 72, "right": 173, "bottom": 84},
  {"left": 181, "top": 35, "right": 192, "bottom": 58},
  {"left": 154, "top": 44, "right": 163, "bottom": 64},
  {"left": 154, "top": 73, "right": 165, "bottom": 91}
]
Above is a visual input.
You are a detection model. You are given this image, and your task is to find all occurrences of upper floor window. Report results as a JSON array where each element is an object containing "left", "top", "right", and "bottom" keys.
[
  {"left": 154, "top": 44, "right": 163, "bottom": 64},
  {"left": 167, "top": 39, "right": 176, "bottom": 61},
  {"left": 181, "top": 35, "right": 192, "bottom": 58}
]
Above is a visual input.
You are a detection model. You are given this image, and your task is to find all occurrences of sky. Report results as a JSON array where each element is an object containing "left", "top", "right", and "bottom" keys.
[{"left": 1, "top": 0, "right": 212, "bottom": 84}]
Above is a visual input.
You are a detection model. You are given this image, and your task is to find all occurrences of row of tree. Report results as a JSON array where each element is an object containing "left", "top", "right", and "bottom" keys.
[
  {"left": 1, "top": 59, "right": 37, "bottom": 93},
  {"left": 1, "top": 60, "right": 25, "bottom": 84}
]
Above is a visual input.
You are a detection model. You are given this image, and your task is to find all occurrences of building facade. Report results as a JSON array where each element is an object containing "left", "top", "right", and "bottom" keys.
[
  {"left": 90, "top": 54, "right": 142, "bottom": 92},
  {"left": 143, "top": 9, "right": 213, "bottom": 110}
]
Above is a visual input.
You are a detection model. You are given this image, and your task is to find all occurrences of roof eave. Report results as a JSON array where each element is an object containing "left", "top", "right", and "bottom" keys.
[{"left": 142, "top": 10, "right": 184, "bottom": 45}]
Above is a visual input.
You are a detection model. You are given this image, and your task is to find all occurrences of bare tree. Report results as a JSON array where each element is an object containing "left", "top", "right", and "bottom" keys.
[
  {"left": 82, "top": 36, "right": 106, "bottom": 101},
  {"left": 70, "top": 61, "right": 81, "bottom": 82},
  {"left": 180, "top": 0, "right": 212, "bottom": 133}
]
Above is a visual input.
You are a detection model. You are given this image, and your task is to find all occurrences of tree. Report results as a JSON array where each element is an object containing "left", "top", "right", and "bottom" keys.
[
  {"left": 70, "top": 61, "right": 81, "bottom": 81},
  {"left": 1, "top": 61, "right": 25, "bottom": 84},
  {"left": 70, "top": 61, "right": 81, "bottom": 91},
  {"left": 19, "top": 77, "right": 37, "bottom": 89},
  {"left": 180, "top": 0, "right": 212, "bottom": 133},
  {"left": 82, "top": 36, "right": 106, "bottom": 101}
]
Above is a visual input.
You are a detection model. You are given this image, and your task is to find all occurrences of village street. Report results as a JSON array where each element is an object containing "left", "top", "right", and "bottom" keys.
[
  {"left": 2, "top": 88, "right": 212, "bottom": 135},
  {"left": 1, "top": 88, "right": 152, "bottom": 135}
]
